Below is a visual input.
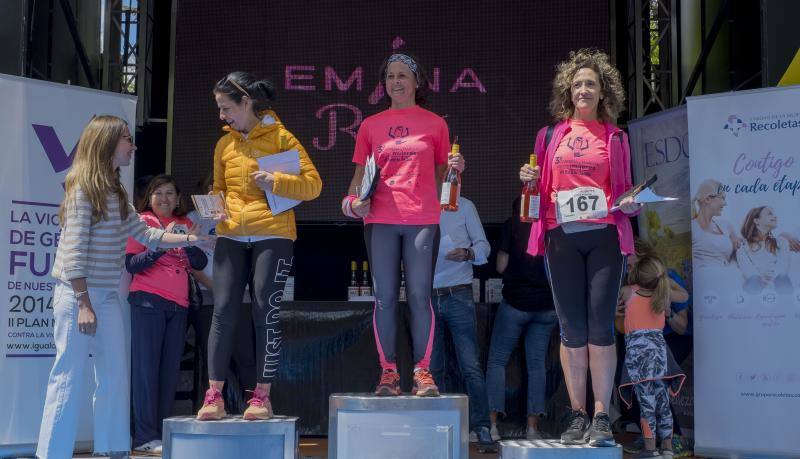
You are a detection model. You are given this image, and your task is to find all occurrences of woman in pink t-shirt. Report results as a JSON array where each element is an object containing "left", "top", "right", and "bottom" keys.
[
  {"left": 518, "top": 49, "right": 640, "bottom": 446},
  {"left": 125, "top": 175, "right": 207, "bottom": 454},
  {"left": 343, "top": 53, "right": 463, "bottom": 397}
]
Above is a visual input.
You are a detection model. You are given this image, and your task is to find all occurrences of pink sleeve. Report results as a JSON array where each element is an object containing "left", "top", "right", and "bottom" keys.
[
  {"left": 621, "top": 131, "right": 634, "bottom": 190},
  {"left": 352, "top": 119, "right": 370, "bottom": 166},
  {"left": 434, "top": 118, "right": 450, "bottom": 165},
  {"left": 533, "top": 126, "right": 548, "bottom": 167}
]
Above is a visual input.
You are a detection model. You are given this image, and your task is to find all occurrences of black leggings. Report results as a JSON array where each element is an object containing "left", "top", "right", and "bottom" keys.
[
  {"left": 364, "top": 223, "right": 438, "bottom": 371},
  {"left": 545, "top": 225, "right": 625, "bottom": 348},
  {"left": 208, "top": 237, "right": 293, "bottom": 384}
]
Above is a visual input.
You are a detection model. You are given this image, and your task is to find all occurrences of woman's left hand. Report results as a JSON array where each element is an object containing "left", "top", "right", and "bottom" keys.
[
  {"left": 618, "top": 196, "right": 642, "bottom": 215},
  {"left": 448, "top": 153, "right": 465, "bottom": 172},
  {"left": 250, "top": 170, "right": 275, "bottom": 192}
]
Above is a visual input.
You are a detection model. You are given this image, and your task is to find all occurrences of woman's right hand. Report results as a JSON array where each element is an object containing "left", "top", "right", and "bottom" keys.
[
  {"left": 519, "top": 164, "right": 540, "bottom": 183},
  {"left": 352, "top": 198, "right": 371, "bottom": 217},
  {"left": 77, "top": 297, "right": 97, "bottom": 336}
]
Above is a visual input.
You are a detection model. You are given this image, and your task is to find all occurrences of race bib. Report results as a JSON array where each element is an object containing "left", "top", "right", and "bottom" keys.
[{"left": 555, "top": 187, "right": 608, "bottom": 224}]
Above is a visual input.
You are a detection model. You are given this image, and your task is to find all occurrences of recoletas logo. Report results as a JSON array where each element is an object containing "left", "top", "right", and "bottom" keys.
[{"left": 723, "top": 115, "right": 747, "bottom": 137}]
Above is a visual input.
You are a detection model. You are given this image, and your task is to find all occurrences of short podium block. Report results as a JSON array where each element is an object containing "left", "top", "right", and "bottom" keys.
[
  {"left": 161, "top": 415, "right": 298, "bottom": 459},
  {"left": 328, "top": 393, "right": 468, "bottom": 459},
  {"left": 499, "top": 439, "right": 623, "bottom": 459}
]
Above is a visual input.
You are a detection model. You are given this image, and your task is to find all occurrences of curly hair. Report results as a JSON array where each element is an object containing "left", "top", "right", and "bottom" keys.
[{"left": 549, "top": 48, "right": 626, "bottom": 123}]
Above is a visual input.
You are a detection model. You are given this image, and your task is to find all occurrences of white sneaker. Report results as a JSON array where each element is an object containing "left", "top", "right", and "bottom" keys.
[
  {"left": 134, "top": 439, "right": 162, "bottom": 455},
  {"left": 468, "top": 430, "right": 478, "bottom": 443},
  {"left": 490, "top": 424, "right": 501, "bottom": 441}
]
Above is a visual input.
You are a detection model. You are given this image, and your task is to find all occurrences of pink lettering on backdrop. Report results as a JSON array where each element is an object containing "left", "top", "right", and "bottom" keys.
[
  {"left": 313, "top": 104, "right": 362, "bottom": 150},
  {"left": 450, "top": 68, "right": 486, "bottom": 93},
  {"left": 285, "top": 65, "right": 316, "bottom": 91},
  {"left": 325, "top": 67, "right": 363, "bottom": 92}
]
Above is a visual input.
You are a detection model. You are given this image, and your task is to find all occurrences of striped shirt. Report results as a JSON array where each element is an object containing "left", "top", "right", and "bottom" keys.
[{"left": 52, "top": 188, "right": 166, "bottom": 289}]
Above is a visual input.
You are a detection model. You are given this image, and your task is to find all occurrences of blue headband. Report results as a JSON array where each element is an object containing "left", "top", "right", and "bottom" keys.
[{"left": 387, "top": 54, "right": 419, "bottom": 79}]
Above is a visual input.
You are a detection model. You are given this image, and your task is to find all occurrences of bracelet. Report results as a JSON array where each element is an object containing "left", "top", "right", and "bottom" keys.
[{"left": 74, "top": 290, "right": 88, "bottom": 299}]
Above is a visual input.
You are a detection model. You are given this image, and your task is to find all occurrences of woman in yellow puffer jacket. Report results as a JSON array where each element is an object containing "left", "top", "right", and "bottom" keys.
[{"left": 197, "top": 71, "right": 322, "bottom": 421}]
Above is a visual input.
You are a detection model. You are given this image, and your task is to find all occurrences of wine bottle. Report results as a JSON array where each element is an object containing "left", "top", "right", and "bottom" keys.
[
  {"left": 520, "top": 153, "right": 540, "bottom": 222},
  {"left": 440, "top": 142, "right": 461, "bottom": 211},
  {"left": 348, "top": 260, "right": 360, "bottom": 300},
  {"left": 359, "top": 261, "right": 372, "bottom": 296}
]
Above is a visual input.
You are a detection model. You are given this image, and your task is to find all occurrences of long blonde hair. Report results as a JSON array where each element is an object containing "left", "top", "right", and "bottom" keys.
[
  {"left": 628, "top": 255, "right": 670, "bottom": 314},
  {"left": 59, "top": 115, "right": 130, "bottom": 225},
  {"left": 691, "top": 179, "right": 723, "bottom": 219}
]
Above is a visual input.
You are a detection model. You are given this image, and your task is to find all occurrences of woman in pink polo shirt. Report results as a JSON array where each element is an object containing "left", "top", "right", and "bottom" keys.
[
  {"left": 519, "top": 49, "right": 640, "bottom": 447},
  {"left": 343, "top": 53, "right": 463, "bottom": 397},
  {"left": 125, "top": 175, "right": 208, "bottom": 454}
]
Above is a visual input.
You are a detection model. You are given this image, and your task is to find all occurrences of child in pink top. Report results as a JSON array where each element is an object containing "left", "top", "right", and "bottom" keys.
[
  {"left": 343, "top": 53, "right": 463, "bottom": 399},
  {"left": 617, "top": 255, "right": 686, "bottom": 458}
]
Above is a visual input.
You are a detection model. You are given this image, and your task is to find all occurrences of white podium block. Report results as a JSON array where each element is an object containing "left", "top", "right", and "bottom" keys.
[
  {"left": 162, "top": 415, "right": 297, "bottom": 459},
  {"left": 499, "top": 439, "right": 623, "bottom": 459},
  {"left": 328, "top": 393, "right": 468, "bottom": 459}
]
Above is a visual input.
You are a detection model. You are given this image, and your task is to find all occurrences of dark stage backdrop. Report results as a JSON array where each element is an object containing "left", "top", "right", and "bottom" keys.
[{"left": 172, "top": 0, "right": 610, "bottom": 223}]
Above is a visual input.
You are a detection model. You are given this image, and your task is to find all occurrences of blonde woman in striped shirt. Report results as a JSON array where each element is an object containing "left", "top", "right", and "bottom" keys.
[{"left": 36, "top": 115, "right": 208, "bottom": 459}]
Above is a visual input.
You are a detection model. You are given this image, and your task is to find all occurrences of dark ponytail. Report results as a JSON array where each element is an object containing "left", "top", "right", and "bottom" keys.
[{"left": 214, "top": 71, "right": 276, "bottom": 115}]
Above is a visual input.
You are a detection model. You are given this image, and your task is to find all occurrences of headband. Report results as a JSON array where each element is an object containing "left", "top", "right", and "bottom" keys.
[
  {"left": 228, "top": 79, "right": 251, "bottom": 99},
  {"left": 387, "top": 53, "right": 420, "bottom": 79}
]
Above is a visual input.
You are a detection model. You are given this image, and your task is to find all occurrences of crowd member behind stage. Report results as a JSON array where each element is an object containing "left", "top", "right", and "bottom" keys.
[
  {"left": 487, "top": 197, "right": 557, "bottom": 441},
  {"left": 196, "top": 71, "right": 322, "bottom": 421},
  {"left": 37, "top": 115, "right": 208, "bottom": 459},
  {"left": 519, "top": 48, "right": 640, "bottom": 446},
  {"left": 430, "top": 195, "right": 495, "bottom": 453},
  {"left": 617, "top": 255, "right": 686, "bottom": 459},
  {"left": 616, "top": 239, "right": 692, "bottom": 456},
  {"left": 343, "top": 52, "right": 463, "bottom": 398},
  {"left": 125, "top": 174, "right": 207, "bottom": 454}
]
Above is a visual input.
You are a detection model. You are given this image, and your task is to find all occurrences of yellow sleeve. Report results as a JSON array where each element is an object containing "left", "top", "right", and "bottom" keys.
[
  {"left": 272, "top": 130, "right": 323, "bottom": 201},
  {"left": 212, "top": 137, "right": 227, "bottom": 194}
]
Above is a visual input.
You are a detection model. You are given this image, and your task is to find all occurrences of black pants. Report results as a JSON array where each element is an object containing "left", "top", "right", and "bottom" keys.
[
  {"left": 208, "top": 237, "right": 293, "bottom": 384},
  {"left": 545, "top": 226, "right": 625, "bottom": 348},
  {"left": 129, "top": 292, "right": 187, "bottom": 447}
]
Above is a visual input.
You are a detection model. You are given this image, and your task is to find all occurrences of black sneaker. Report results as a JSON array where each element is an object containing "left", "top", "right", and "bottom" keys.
[
  {"left": 588, "top": 412, "right": 616, "bottom": 447},
  {"left": 631, "top": 449, "right": 661, "bottom": 458},
  {"left": 560, "top": 409, "right": 590, "bottom": 444},
  {"left": 474, "top": 426, "right": 498, "bottom": 454}
]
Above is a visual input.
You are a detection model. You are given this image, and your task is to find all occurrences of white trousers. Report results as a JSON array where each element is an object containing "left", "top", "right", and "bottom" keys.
[{"left": 36, "top": 282, "right": 130, "bottom": 459}]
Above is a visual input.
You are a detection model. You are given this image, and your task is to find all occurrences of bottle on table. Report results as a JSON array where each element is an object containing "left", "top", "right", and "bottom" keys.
[
  {"left": 348, "top": 260, "right": 360, "bottom": 300},
  {"left": 440, "top": 141, "right": 461, "bottom": 212},
  {"left": 359, "top": 261, "right": 372, "bottom": 296},
  {"left": 520, "top": 153, "right": 540, "bottom": 222}
]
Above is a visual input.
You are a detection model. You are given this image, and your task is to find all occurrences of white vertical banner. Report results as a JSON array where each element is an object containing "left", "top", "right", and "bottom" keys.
[
  {"left": 628, "top": 106, "right": 694, "bottom": 430},
  {"left": 687, "top": 86, "right": 800, "bottom": 457},
  {"left": 0, "top": 74, "right": 136, "bottom": 455}
]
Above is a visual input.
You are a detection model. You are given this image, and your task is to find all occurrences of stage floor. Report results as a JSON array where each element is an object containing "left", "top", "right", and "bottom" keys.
[{"left": 62, "top": 434, "right": 698, "bottom": 459}]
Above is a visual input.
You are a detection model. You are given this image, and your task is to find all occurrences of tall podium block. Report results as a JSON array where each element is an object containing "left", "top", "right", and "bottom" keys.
[
  {"left": 328, "top": 393, "right": 468, "bottom": 459},
  {"left": 162, "top": 415, "right": 298, "bottom": 459},
  {"left": 499, "top": 439, "right": 623, "bottom": 459}
]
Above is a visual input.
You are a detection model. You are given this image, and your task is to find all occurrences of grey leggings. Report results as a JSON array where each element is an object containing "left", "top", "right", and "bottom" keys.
[
  {"left": 364, "top": 223, "right": 438, "bottom": 371},
  {"left": 208, "top": 237, "right": 293, "bottom": 384}
]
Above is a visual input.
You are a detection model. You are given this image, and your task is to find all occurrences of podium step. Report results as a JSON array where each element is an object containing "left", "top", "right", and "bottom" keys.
[
  {"left": 328, "top": 393, "right": 469, "bottom": 459},
  {"left": 162, "top": 415, "right": 298, "bottom": 459},
  {"left": 499, "top": 439, "right": 623, "bottom": 458}
]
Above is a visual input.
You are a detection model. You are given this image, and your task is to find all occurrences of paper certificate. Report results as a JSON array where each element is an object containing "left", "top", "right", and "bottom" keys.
[{"left": 191, "top": 192, "right": 227, "bottom": 219}]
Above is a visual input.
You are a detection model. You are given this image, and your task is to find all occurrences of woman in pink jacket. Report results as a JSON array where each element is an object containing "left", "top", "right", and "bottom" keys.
[{"left": 519, "top": 49, "right": 640, "bottom": 447}]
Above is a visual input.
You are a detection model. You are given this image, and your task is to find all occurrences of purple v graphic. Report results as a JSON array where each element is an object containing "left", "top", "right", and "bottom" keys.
[{"left": 32, "top": 124, "right": 78, "bottom": 173}]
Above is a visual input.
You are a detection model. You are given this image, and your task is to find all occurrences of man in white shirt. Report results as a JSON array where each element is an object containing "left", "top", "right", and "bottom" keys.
[{"left": 431, "top": 196, "right": 495, "bottom": 453}]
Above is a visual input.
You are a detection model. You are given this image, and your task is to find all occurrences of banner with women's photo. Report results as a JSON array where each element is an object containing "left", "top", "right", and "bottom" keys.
[
  {"left": 687, "top": 85, "right": 800, "bottom": 457},
  {"left": 0, "top": 74, "right": 136, "bottom": 455}
]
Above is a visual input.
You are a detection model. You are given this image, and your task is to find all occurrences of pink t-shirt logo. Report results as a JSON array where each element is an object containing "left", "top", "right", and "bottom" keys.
[
  {"left": 568, "top": 135, "right": 590, "bottom": 157},
  {"left": 388, "top": 125, "right": 410, "bottom": 143}
]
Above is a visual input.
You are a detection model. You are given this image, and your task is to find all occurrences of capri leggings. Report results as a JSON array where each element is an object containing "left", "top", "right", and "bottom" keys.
[
  {"left": 544, "top": 225, "right": 625, "bottom": 348},
  {"left": 365, "top": 223, "right": 439, "bottom": 371},
  {"left": 208, "top": 237, "right": 293, "bottom": 384}
]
